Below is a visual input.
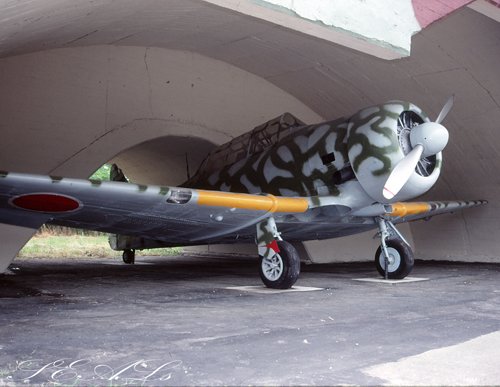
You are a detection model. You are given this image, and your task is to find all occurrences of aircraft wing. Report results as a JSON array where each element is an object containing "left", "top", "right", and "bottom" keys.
[
  {"left": 0, "top": 172, "right": 486, "bottom": 247},
  {"left": 380, "top": 200, "right": 487, "bottom": 222},
  {"left": 0, "top": 172, "right": 311, "bottom": 246}
]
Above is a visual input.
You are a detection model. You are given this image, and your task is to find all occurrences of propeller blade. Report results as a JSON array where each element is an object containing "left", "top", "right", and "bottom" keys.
[
  {"left": 436, "top": 95, "right": 454, "bottom": 124},
  {"left": 383, "top": 144, "right": 424, "bottom": 200}
]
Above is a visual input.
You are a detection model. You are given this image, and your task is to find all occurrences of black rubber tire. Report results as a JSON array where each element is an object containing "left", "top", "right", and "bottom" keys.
[
  {"left": 259, "top": 241, "right": 300, "bottom": 289},
  {"left": 375, "top": 238, "right": 414, "bottom": 279},
  {"left": 122, "top": 249, "right": 135, "bottom": 264}
]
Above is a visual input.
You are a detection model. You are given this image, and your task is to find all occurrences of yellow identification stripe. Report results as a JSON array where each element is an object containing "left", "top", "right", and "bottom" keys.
[
  {"left": 390, "top": 202, "right": 432, "bottom": 217},
  {"left": 196, "top": 190, "right": 309, "bottom": 213}
]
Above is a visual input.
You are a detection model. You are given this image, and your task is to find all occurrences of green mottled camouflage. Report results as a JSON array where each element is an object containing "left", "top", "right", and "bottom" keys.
[
  {"left": 185, "top": 101, "right": 439, "bottom": 204},
  {"left": 185, "top": 117, "right": 351, "bottom": 197}
]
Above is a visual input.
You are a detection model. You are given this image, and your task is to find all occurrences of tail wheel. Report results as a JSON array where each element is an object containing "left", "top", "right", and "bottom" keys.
[
  {"left": 122, "top": 249, "right": 135, "bottom": 264},
  {"left": 259, "top": 241, "right": 300, "bottom": 289},
  {"left": 375, "top": 238, "right": 414, "bottom": 279}
]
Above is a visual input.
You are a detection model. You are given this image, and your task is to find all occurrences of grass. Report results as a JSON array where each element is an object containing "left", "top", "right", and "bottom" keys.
[{"left": 17, "top": 233, "right": 182, "bottom": 259}]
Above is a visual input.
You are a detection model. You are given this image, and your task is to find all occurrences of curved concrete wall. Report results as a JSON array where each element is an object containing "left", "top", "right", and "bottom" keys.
[
  {"left": 0, "top": 46, "right": 322, "bottom": 177},
  {"left": 110, "top": 136, "right": 217, "bottom": 186},
  {"left": 0, "top": 45, "right": 322, "bottom": 271}
]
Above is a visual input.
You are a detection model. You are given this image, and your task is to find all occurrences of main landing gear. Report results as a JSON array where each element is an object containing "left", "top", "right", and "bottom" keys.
[
  {"left": 256, "top": 217, "right": 300, "bottom": 289},
  {"left": 254, "top": 216, "right": 414, "bottom": 288},
  {"left": 375, "top": 218, "right": 414, "bottom": 279},
  {"left": 259, "top": 240, "right": 300, "bottom": 289}
]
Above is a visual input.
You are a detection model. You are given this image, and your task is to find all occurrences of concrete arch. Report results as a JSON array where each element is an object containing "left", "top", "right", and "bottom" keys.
[
  {"left": 56, "top": 118, "right": 221, "bottom": 183},
  {"left": 0, "top": 45, "right": 322, "bottom": 271},
  {"left": 109, "top": 134, "right": 218, "bottom": 186},
  {"left": 1, "top": 4, "right": 499, "bottom": 270},
  {"left": 0, "top": 45, "right": 322, "bottom": 178}
]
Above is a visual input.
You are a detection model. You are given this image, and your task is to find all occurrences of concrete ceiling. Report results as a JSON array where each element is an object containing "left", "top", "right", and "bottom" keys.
[
  {"left": 0, "top": 0, "right": 500, "bottom": 268},
  {"left": 1, "top": 1, "right": 497, "bottom": 121},
  {"left": 2, "top": 0, "right": 496, "bottom": 173}
]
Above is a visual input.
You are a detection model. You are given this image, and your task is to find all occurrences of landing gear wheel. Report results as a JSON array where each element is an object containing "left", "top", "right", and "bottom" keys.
[
  {"left": 259, "top": 241, "right": 300, "bottom": 289},
  {"left": 375, "top": 239, "right": 414, "bottom": 279},
  {"left": 122, "top": 249, "right": 135, "bottom": 264}
]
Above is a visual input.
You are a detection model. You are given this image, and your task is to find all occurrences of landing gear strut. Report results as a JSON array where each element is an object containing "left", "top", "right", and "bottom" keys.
[
  {"left": 256, "top": 217, "right": 300, "bottom": 289},
  {"left": 375, "top": 218, "right": 414, "bottom": 279},
  {"left": 122, "top": 249, "right": 135, "bottom": 264}
]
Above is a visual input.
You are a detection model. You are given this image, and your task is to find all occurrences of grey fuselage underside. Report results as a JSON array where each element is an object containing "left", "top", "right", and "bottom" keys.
[{"left": 48, "top": 216, "right": 376, "bottom": 248}]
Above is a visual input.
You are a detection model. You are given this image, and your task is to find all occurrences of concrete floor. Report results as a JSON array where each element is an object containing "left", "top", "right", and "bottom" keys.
[{"left": 1, "top": 255, "right": 500, "bottom": 386}]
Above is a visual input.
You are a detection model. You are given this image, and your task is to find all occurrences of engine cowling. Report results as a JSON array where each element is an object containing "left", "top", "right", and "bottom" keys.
[{"left": 347, "top": 101, "right": 442, "bottom": 203}]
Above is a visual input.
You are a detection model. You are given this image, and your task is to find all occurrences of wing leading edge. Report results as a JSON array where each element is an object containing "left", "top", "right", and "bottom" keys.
[
  {"left": 0, "top": 171, "right": 310, "bottom": 246},
  {"left": 389, "top": 200, "right": 487, "bottom": 222},
  {"left": 381, "top": 200, "right": 487, "bottom": 222},
  {"left": 350, "top": 200, "right": 487, "bottom": 222},
  {"left": 0, "top": 171, "right": 486, "bottom": 246}
]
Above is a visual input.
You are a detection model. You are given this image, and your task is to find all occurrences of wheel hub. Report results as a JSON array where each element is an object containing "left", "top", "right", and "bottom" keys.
[
  {"left": 387, "top": 254, "right": 395, "bottom": 265},
  {"left": 380, "top": 247, "right": 401, "bottom": 273},
  {"left": 262, "top": 254, "right": 284, "bottom": 281}
]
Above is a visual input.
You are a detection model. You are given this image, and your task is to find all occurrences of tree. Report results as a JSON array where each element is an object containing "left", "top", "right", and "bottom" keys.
[{"left": 89, "top": 164, "right": 111, "bottom": 181}]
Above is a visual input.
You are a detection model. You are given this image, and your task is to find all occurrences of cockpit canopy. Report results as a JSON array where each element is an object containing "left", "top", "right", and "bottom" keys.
[{"left": 195, "top": 112, "right": 305, "bottom": 177}]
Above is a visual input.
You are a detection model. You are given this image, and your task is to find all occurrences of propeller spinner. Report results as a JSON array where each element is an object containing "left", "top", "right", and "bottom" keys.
[{"left": 383, "top": 96, "right": 453, "bottom": 200}]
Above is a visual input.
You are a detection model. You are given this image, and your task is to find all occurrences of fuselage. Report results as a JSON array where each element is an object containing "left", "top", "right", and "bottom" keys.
[
  {"left": 184, "top": 100, "right": 443, "bottom": 208},
  {"left": 184, "top": 117, "right": 357, "bottom": 198}
]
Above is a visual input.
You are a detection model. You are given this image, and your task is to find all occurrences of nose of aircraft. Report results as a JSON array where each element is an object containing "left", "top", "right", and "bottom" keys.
[
  {"left": 410, "top": 122, "right": 449, "bottom": 158},
  {"left": 382, "top": 96, "right": 454, "bottom": 200}
]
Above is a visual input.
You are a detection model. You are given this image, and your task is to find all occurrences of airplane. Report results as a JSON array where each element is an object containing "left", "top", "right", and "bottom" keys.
[{"left": 0, "top": 97, "right": 486, "bottom": 289}]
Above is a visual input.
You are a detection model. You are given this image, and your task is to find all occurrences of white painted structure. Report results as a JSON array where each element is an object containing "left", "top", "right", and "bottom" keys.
[{"left": 209, "top": 0, "right": 421, "bottom": 56}]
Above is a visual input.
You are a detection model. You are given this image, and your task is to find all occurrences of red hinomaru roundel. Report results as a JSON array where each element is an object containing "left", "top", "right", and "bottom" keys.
[{"left": 10, "top": 193, "right": 81, "bottom": 213}]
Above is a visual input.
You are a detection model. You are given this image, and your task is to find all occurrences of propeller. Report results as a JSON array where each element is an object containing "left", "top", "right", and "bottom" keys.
[{"left": 383, "top": 96, "right": 453, "bottom": 200}]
